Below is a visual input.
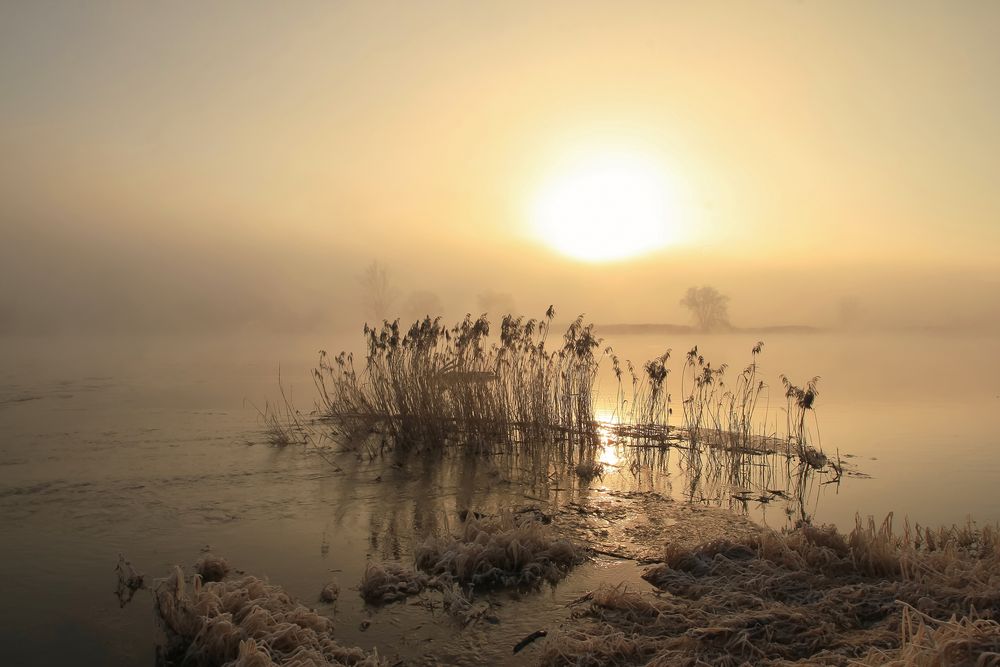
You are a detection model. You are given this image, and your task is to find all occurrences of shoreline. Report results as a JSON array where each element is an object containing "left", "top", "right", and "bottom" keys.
[{"left": 152, "top": 488, "right": 1000, "bottom": 666}]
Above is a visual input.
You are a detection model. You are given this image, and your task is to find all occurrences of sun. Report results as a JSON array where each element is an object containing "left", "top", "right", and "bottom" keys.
[{"left": 529, "top": 151, "right": 678, "bottom": 262}]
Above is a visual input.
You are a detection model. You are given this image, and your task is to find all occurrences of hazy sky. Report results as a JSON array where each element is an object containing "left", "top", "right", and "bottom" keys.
[{"left": 2, "top": 1, "right": 998, "bottom": 332}]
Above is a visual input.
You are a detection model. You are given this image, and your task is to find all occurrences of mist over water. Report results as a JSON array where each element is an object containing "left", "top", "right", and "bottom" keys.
[
  {"left": 3, "top": 225, "right": 1000, "bottom": 337},
  {"left": 1, "top": 325, "right": 999, "bottom": 664},
  {"left": 4, "top": 181, "right": 1000, "bottom": 666},
  {"left": 5, "top": 1, "right": 1000, "bottom": 664}
]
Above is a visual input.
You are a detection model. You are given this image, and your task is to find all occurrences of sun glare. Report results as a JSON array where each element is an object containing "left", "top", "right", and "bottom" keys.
[{"left": 530, "top": 151, "right": 678, "bottom": 262}]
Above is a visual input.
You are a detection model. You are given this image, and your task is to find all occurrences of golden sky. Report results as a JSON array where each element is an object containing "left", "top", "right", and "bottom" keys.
[{"left": 1, "top": 1, "right": 998, "bottom": 331}]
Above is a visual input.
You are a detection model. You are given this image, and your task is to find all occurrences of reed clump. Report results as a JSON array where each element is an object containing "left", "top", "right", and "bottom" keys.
[
  {"left": 781, "top": 373, "right": 823, "bottom": 463},
  {"left": 358, "top": 562, "right": 440, "bottom": 604},
  {"left": 439, "top": 584, "right": 498, "bottom": 626},
  {"left": 155, "top": 565, "right": 384, "bottom": 667},
  {"left": 313, "top": 311, "right": 833, "bottom": 473},
  {"left": 195, "top": 552, "right": 231, "bottom": 583},
  {"left": 248, "top": 400, "right": 298, "bottom": 447},
  {"left": 315, "top": 308, "right": 608, "bottom": 453},
  {"left": 414, "top": 511, "right": 585, "bottom": 589},
  {"left": 249, "top": 374, "right": 306, "bottom": 448},
  {"left": 358, "top": 512, "right": 583, "bottom": 608},
  {"left": 628, "top": 342, "right": 831, "bottom": 472},
  {"left": 542, "top": 515, "right": 1000, "bottom": 666},
  {"left": 357, "top": 563, "right": 496, "bottom": 625},
  {"left": 319, "top": 581, "right": 339, "bottom": 604}
]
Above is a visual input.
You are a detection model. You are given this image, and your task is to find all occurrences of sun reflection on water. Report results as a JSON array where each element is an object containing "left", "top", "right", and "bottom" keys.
[
  {"left": 595, "top": 408, "right": 623, "bottom": 467},
  {"left": 598, "top": 441, "right": 620, "bottom": 467}
]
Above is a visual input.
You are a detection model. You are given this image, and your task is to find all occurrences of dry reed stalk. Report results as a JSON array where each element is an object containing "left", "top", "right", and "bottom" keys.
[{"left": 247, "top": 371, "right": 309, "bottom": 448}]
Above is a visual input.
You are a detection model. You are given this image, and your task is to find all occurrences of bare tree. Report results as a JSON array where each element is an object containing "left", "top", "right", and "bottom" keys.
[
  {"left": 358, "top": 261, "right": 398, "bottom": 322},
  {"left": 680, "top": 286, "right": 731, "bottom": 332}
]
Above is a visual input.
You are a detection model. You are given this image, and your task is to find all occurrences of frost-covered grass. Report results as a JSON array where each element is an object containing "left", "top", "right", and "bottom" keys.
[
  {"left": 359, "top": 511, "right": 585, "bottom": 607},
  {"left": 155, "top": 565, "right": 384, "bottom": 667},
  {"left": 542, "top": 515, "right": 1000, "bottom": 666}
]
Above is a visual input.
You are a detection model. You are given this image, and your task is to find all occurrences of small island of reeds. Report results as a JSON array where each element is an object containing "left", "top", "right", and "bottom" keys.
[{"left": 308, "top": 307, "right": 833, "bottom": 474}]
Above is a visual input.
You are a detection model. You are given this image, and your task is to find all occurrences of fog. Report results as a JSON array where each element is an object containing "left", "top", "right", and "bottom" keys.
[
  {"left": 6, "top": 5, "right": 1000, "bottom": 665},
  {"left": 3, "top": 2, "right": 999, "bottom": 336},
  {"left": 2, "top": 216, "right": 998, "bottom": 335}
]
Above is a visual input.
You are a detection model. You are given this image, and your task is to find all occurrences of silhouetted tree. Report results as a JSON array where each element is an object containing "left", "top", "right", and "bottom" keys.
[
  {"left": 401, "top": 290, "right": 444, "bottom": 322},
  {"left": 680, "top": 286, "right": 731, "bottom": 332},
  {"left": 358, "top": 261, "right": 398, "bottom": 322}
]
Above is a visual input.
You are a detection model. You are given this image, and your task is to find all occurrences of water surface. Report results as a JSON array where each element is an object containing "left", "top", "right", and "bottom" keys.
[{"left": 1, "top": 330, "right": 997, "bottom": 665}]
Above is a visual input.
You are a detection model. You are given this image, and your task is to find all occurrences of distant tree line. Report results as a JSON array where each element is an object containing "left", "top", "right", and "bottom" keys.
[
  {"left": 357, "top": 260, "right": 517, "bottom": 324},
  {"left": 361, "top": 260, "right": 732, "bottom": 332}
]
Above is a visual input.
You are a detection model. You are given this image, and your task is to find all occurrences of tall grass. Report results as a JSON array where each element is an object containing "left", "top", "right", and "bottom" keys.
[
  {"left": 781, "top": 373, "right": 823, "bottom": 464},
  {"left": 314, "top": 308, "right": 606, "bottom": 452},
  {"left": 311, "top": 308, "right": 829, "bottom": 471},
  {"left": 247, "top": 369, "right": 306, "bottom": 447},
  {"left": 621, "top": 350, "right": 672, "bottom": 437}
]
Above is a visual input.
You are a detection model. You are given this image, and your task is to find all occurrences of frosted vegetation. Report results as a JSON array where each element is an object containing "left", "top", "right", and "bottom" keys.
[{"left": 147, "top": 309, "right": 999, "bottom": 665}]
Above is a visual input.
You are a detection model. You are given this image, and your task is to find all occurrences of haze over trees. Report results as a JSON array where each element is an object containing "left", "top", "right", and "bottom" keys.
[
  {"left": 681, "top": 286, "right": 731, "bottom": 332},
  {"left": 401, "top": 290, "right": 445, "bottom": 322},
  {"left": 477, "top": 290, "right": 517, "bottom": 317},
  {"left": 358, "top": 261, "right": 398, "bottom": 323},
  {"left": 357, "top": 262, "right": 523, "bottom": 325}
]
